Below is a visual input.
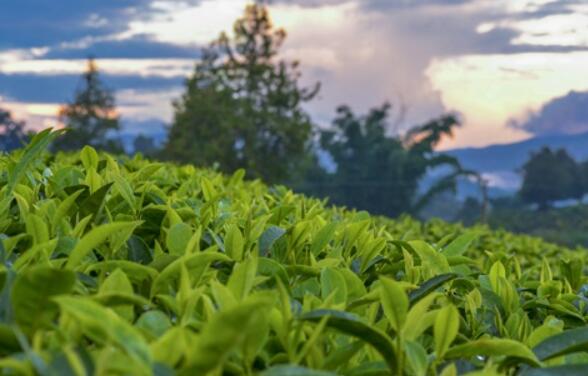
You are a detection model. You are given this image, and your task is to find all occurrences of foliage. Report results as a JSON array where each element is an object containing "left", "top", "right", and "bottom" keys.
[
  {"left": 163, "top": 4, "right": 319, "bottom": 183},
  {"left": 303, "top": 104, "right": 462, "bottom": 217},
  {"left": 487, "top": 202, "right": 588, "bottom": 248},
  {"left": 519, "top": 147, "right": 583, "bottom": 209},
  {"left": 52, "top": 58, "right": 123, "bottom": 153},
  {"left": 0, "top": 108, "right": 27, "bottom": 152},
  {"left": 2, "top": 130, "right": 588, "bottom": 375}
]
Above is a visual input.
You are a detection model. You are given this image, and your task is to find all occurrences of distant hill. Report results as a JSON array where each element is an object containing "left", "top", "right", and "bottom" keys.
[
  {"left": 445, "top": 131, "right": 588, "bottom": 194},
  {"left": 118, "top": 130, "right": 167, "bottom": 153}
]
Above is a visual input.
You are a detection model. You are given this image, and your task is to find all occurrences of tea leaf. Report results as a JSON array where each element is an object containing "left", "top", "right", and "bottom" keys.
[
  {"left": 434, "top": 304, "right": 459, "bottom": 358},
  {"left": 379, "top": 277, "right": 408, "bottom": 332}
]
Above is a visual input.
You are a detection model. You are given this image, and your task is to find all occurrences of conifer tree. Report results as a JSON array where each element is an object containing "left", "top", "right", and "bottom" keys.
[
  {"left": 53, "top": 58, "right": 122, "bottom": 152},
  {"left": 164, "top": 4, "right": 319, "bottom": 183}
]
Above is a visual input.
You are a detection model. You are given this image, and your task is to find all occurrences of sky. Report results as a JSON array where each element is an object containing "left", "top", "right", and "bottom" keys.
[{"left": 1, "top": 0, "right": 588, "bottom": 149}]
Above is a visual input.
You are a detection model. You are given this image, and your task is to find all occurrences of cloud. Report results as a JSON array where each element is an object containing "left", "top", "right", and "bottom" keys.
[
  {"left": 2, "top": 0, "right": 588, "bottom": 149},
  {"left": 0, "top": 0, "right": 141, "bottom": 48},
  {"left": 0, "top": 73, "right": 184, "bottom": 104},
  {"left": 428, "top": 52, "right": 588, "bottom": 148},
  {"left": 512, "top": 91, "right": 588, "bottom": 136},
  {"left": 0, "top": 59, "right": 194, "bottom": 78},
  {"left": 0, "top": 0, "right": 204, "bottom": 49},
  {"left": 42, "top": 35, "right": 200, "bottom": 59}
]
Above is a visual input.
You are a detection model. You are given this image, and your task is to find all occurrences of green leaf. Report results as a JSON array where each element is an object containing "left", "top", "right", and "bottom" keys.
[
  {"left": 310, "top": 222, "right": 337, "bottom": 256},
  {"left": 533, "top": 327, "right": 588, "bottom": 361},
  {"left": 54, "top": 296, "right": 152, "bottom": 370},
  {"left": 78, "top": 182, "right": 113, "bottom": 221},
  {"left": 405, "top": 340, "right": 428, "bottom": 376},
  {"left": 445, "top": 338, "right": 540, "bottom": 367},
  {"left": 224, "top": 224, "right": 244, "bottom": 261},
  {"left": 183, "top": 297, "right": 271, "bottom": 374},
  {"left": 80, "top": 145, "right": 99, "bottom": 171},
  {"left": 227, "top": 257, "right": 258, "bottom": 301},
  {"left": 166, "top": 223, "right": 192, "bottom": 255},
  {"left": 434, "top": 304, "right": 459, "bottom": 358},
  {"left": 151, "top": 252, "right": 231, "bottom": 297},
  {"left": 320, "top": 267, "right": 347, "bottom": 305},
  {"left": 6, "top": 128, "right": 63, "bottom": 193},
  {"left": 322, "top": 341, "right": 364, "bottom": 370},
  {"left": 344, "top": 361, "right": 389, "bottom": 376},
  {"left": 408, "top": 240, "right": 451, "bottom": 275},
  {"left": 53, "top": 189, "right": 85, "bottom": 233},
  {"left": 136, "top": 311, "right": 172, "bottom": 339},
  {"left": 11, "top": 267, "right": 76, "bottom": 331},
  {"left": 260, "top": 365, "right": 337, "bottom": 376},
  {"left": 259, "top": 226, "right": 286, "bottom": 256},
  {"left": 66, "top": 221, "right": 142, "bottom": 269},
  {"left": 299, "top": 310, "right": 396, "bottom": 372},
  {"left": 409, "top": 273, "right": 457, "bottom": 306},
  {"left": 112, "top": 173, "right": 136, "bottom": 210},
  {"left": 0, "top": 323, "right": 20, "bottom": 352},
  {"left": 126, "top": 235, "right": 153, "bottom": 265},
  {"left": 86, "top": 260, "right": 158, "bottom": 284},
  {"left": 519, "top": 365, "right": 588, "bottom": 376},
  {"left": 257, "top": 257, "right": 289, "bottom": 286},
  {"left": 379, "top": 277, "right": 408, "bottom": 332},
  {"left": 403, "top": 293, "right": 440, "bottom": 341},
  {"left": 98, "top": 269, "right": 134, "bottom": 322},
  {"left": 442, "top": 233, "right": 477, "bottom": 257},
  {"left": 25, "top": 213, "right": 49, "bottom": 245}
]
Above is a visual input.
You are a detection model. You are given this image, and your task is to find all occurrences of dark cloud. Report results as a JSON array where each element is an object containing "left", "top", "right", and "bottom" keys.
[
  {"left": 512, "top": 0, "right": 582, "bottom": 21},
  {"left": 512, "top": 91, "right": 588, "bottom": 136},
  {"left": 0, "top": 73, "right": 183, "bottom": 103},
  {"left": 0, "top": 0, "right": 202, "bottom": 49},
  {"left": 0, "top": 0, "right": 142, "bottom": 48},
  {"left": 42, "top": 35, "right": 200, "bottom": 59}
]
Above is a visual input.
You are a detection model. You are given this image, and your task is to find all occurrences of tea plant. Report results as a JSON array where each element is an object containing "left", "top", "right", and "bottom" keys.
[{"left": 0, "top": 130, "right": 587, "bottom": 375}]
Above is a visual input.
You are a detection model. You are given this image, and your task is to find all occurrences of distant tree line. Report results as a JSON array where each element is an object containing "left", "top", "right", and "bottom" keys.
[
  {"left": 0, "top": 4, "right": 467, "bottom": 218},
  {"left": 519, "top": 147, "right": 588, "bottom": 209}
]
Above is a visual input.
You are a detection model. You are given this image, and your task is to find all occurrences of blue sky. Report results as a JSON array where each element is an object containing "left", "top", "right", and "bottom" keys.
[{"left": 1, "top": 0, "right": 588, "bottom": 148}]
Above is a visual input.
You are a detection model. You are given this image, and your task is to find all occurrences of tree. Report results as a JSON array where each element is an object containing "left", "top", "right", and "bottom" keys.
[
  {"left": 310, "top": 103, "right": 462, "bottom": 217},
  {"left": 163, "top": 4, "right": 319, "bottom": 183},
  {"left": 519, "top": 147, "right": 582, "bottom": 209},
  {"left": 581, "top": 160, "right": 588, "bottom": 197},
  {"left": 0, "top": 108, "right": 27, "bottom": 151},
  {"left": 53, "top": 58, "right": 122, "bottom": 153},
  {"left": 555, "top": 149, "right": 584, "bottom": 201}
]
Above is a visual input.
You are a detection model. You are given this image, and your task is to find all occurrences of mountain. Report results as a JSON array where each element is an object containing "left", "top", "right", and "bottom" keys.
[{"left": 445, "top": 131, "right": 588, "bottom": 194}]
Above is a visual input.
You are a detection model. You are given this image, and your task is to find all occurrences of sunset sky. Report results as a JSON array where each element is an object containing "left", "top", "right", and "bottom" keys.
[{"left": 1, "top": 0, "right": 587, "bottom": 149}]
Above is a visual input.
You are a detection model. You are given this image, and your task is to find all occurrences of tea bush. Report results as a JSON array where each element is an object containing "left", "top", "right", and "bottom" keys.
[{"left": 1, "top": 130, "right": 588, "bottom": 375}]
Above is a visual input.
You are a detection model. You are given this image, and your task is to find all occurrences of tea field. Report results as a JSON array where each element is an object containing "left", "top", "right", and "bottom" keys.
[{"left": 1, "top": 130, "right": 588, "bottom": 375}]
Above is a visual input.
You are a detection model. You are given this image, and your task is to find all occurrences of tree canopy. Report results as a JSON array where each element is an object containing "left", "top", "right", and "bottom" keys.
[
  {"left": 163, "top": 4, "right": 319, "bottom": 183},
  {"left": 519, "top": 147, "right": 583, "bottom": 208},
  {"left": 52, "top": 58, "right": 122, "bottom": 153},
  {"left": 303, "top": 103, "right": 462, "bottom": 217}
]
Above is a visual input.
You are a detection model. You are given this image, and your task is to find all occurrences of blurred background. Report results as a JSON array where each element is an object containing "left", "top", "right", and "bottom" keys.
[{"left": 2, "top": 0, "right": 588, "bottom": 247}]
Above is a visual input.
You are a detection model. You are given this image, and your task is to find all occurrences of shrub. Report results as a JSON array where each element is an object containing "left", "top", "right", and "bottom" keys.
[{"left": 0, "top": 130, "right": 587, "bottom": 375}]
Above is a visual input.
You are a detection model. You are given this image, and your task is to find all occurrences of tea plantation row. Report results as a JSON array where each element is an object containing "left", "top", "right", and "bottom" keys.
[{"left": 0, "top": 130, "right": 587, "bottom": 375}]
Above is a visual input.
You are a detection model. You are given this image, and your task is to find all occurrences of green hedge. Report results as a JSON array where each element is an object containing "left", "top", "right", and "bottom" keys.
[{"left": 0, "top": 130, "right": 587, "bottom": 375}]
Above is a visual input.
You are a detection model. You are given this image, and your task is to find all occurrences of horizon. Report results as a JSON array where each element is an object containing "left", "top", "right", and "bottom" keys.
[{"left": 1, "top": 0, "right": 588, "bottom": 149}]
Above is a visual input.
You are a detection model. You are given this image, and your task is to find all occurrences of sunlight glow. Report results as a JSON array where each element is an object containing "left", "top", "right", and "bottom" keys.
[
  {"left": 0, "top": 59, "right": 194, "bottom": 78},
  {"left": 124, "top": 0, "right": 250, "bottom": 45},
  {"left": 428, "top": 52, "right": 588, "bottom": 148}
]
